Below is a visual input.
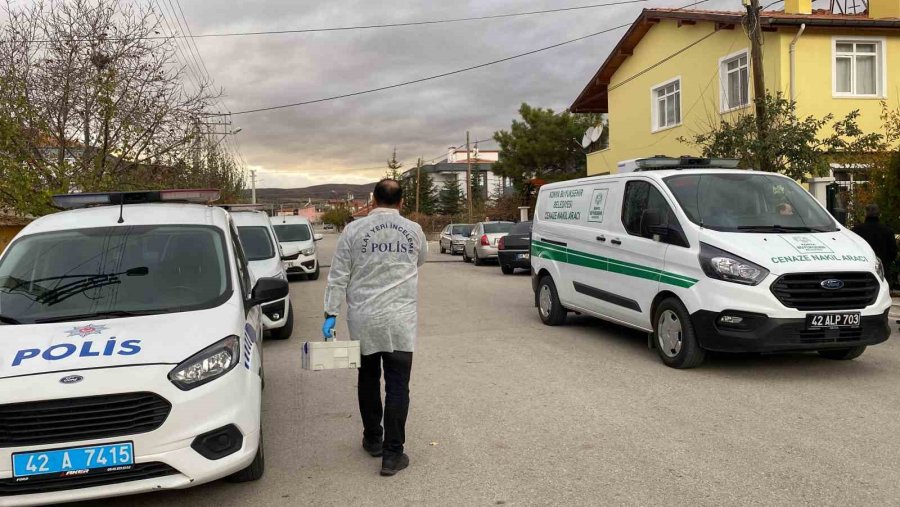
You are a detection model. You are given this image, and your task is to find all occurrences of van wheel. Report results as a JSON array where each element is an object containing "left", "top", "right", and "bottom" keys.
[
  {"left": 653, "top": 298, "right": 705, "bottom": 369},
  {"left": 537, "top": 276, "right": 566, "bottom": 326},
  {"left": 227, "top": 429, "right": 265, "bottom": 482},
  {"left": 818, "top": 346, "right": 866, "bottom": 360},
  {"left": 269, "top": 304, "right": 293, "bottom": 340}
]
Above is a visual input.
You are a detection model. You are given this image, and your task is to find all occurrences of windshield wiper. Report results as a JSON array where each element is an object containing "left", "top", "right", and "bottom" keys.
[
  {"left": 0, "top": 314, "right": 21, "bottom": 325},
  {"left": 737, "top": 225, "right": 829, "bottom": 233},
  {"left": 35, "top": 309, "right": 170, "bottom": 324}
]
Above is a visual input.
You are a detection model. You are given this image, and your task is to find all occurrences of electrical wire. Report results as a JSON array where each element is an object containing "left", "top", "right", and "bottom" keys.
[
  {"left": 607, "top": 29, "right": 717, "bottom": 92},
  {"left": 15, "top": 1, "right": 652, "bottom": 43}
]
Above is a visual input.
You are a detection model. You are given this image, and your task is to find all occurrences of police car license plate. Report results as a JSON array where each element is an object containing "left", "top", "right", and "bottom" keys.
[
  {"left": 806, "top": 312, "right": 860, "bottom": 330},
  {"left": 12, "top": 442, "right": 134, "bottom": 478}
]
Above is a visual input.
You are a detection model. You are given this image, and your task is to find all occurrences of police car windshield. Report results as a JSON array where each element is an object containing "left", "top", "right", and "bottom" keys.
[
  {"left": 273, "top": 224, "right": 311, "bottom": 242},
  {"left": 237, "top": 226, "right": 275, "bottom": 261},
  {"left": 451, "top": 225, "right": 473, "bottom": 236},
  {"left": 0, "top": 225, "right": 230, "bottom": 324},
  {"left": 664, "top": 173, "right": 838, "bottom": 233},
  {"left": 483, "top": 223, "right": 513, "bottom": 234}
]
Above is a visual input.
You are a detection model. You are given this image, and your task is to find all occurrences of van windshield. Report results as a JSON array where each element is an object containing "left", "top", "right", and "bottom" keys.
[
  {"left": 237, "top": 226, "right": 276, "bottom": 261},
  {"left": 273, "top": 224, "right": 311, "bottom": 242},
  {"left": 0, "top": 225, "right": 230, "bottom": 324},
  {"left": 664, "top": 173, "right": 838, "bottom": 233}
]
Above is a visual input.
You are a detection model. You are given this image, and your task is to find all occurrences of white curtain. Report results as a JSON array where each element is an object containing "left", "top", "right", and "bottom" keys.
[
  {"left": 856, "top": 55, "right": 876, "bottom": 95},
  {"left": 835, "top": 57, "right": 851, "bottom": 93}
]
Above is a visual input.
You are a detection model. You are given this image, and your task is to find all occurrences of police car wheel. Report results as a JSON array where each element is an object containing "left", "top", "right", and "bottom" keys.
[
  {"left": 653, "top": 298, "right": 705, "bottom": 369},
  {"left": 537, "top": 276, "right": 566, "bottom": 326},
  {"left": 269, "top": 304, "right": 294, "bottom": 340},
  {"left": 818, "top": 346, "right": 867, "bottom": 360},
  {"left": 227, "top": 428, "right": 265, "bottom": 482}
]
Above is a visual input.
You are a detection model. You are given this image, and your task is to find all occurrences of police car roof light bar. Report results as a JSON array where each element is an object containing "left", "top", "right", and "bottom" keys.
[
  {"left": 634, "top": 156, "right": 741, "bottom": 171},
  {"left": 218, "top": 203, "right": 267, "bottom": 212},
  {"left": 52, "top": 189, "right": 221, "bottom": 209}
]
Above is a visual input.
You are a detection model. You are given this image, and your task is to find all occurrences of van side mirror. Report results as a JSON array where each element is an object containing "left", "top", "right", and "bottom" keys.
[
  {"left": 641, "top": 209, "right": 666, "bottom": 239},
  {"left": 248, "top": 277, "right": 289, "bottom": 307},
  {"left": 313, "top": 233, "right": 324, "bottom": 241}
]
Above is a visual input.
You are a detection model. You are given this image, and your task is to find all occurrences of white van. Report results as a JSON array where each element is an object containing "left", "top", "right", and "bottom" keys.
[
  {"left": 0, "top": 190, "right": 288, "bottom": 505},
  {"left": 531, "top": 157, "right": 892, "bottom": 368},
  {"left": 227, "top": 208, "right": 294, "bottom": 340},
  {"left": 271, "top": 215, "right": 323, "bottom": 280}
]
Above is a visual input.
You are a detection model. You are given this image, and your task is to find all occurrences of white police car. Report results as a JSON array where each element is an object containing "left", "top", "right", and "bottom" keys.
[
  {"left": 225, "top": 207, "right": 294, "bottom": 340},
  {"left": 0, "top": 190, "right": 288, "bottom": 505}
]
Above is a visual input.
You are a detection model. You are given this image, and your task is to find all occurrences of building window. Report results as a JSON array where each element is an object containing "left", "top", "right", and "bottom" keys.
[
  {"left": 652, "top": 78, "right": 681, "bottom": 131},
  {"left": 720, "top": 51, "right": 749, "bottom": 111},
  {"left": 833, "top": 38, "right": 884, "bottom": 97}
]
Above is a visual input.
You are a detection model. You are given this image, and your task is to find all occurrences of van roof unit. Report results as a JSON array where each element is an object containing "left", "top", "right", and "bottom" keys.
[
  {"left": 634, "top": 156, "right": 741, "bottom": 171},
  {"left": 51, "top": 189, "right": 221, "bottom": 209}
]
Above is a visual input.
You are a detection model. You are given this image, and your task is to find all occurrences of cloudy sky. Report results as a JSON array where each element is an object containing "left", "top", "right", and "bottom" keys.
[{"left": 174, "top": 0, "right": 735, "bottom": 188}]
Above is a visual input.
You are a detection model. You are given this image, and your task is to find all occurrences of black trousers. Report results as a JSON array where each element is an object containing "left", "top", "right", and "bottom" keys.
[{"left": 358, "top": 351, "right": 413, "bottom": 457}]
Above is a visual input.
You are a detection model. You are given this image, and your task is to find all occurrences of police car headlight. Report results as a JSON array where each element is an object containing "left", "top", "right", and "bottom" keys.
[
  {"left": 169, "top": 336, "right": 240, "bottom": 391},
  {"left": 875, "top": 258, "right": 885, "bottom": 281},
  {"left": 699, "top": 243, "right": 769, "bottom": 286},
  {"left": 301, "top": 247, "right": 315, "bottom": 256}
]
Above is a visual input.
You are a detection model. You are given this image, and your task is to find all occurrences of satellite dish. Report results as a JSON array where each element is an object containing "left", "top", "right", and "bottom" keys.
[
  {"left": 581, "top": 132, "right": 591, "bottom": 149},
  {"left": 590, "top": 125, "right": 602, "bottom": 143}
]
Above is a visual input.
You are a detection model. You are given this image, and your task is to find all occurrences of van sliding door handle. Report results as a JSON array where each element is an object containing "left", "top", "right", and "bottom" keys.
[
  {"left": 596, "top": 236, "right": 606, "bottom": 242},
  {"left": 610, "top": 239, "right": 622, "bottom": 246}
]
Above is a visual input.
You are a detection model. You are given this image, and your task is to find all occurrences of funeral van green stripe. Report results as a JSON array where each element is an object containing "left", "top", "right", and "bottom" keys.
[{"left": 531, "top": 240, "right": 698, "bottom": 289}]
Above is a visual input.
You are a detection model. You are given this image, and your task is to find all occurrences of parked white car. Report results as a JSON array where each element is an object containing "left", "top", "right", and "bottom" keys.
[
  {"left": 0, "top": 190, "right": 289, "bottom": 506},
  {"left": 532, "top": 156, "right": 892, "bottom": 368},
  {"left": 227, "top": 207, "right": 294, "bottom": 340},
  {"left": 271, "top": 215, "right": 323, "bottom": 280}
]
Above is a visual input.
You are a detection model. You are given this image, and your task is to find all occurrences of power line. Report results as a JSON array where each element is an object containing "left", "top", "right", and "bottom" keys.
[
  {"left": 212, "top": 0, "right": 710, "bottom": 116},
  {"left": 16, "top": 1, "right": 651, "bottom": 43}
]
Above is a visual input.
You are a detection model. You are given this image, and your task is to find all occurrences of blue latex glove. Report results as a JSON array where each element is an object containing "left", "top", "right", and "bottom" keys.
[{"left": 322, "top": 316, "right": 336, "bottom": 341}]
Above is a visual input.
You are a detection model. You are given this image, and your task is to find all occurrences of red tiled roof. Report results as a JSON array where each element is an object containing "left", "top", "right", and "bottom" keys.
[{"left": 570, "top": 8, "right": 900, "bottom": 113}]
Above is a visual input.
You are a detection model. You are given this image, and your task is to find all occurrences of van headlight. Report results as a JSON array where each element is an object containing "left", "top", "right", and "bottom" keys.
[
  {"left": 301, "top": 247, "right": 315, "bottom": 256},
  {"left": 699, "top": 243, "right": 769, "bottom": 286},
  {"left": 169, "top": 336, "right": 241, "bottom": 391},
  {"left": 875, "top": 258, "right": 885, "bottom": 281}
]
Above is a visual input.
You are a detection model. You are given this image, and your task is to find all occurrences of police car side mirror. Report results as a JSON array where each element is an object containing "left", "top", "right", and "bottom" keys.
[
  {"left": 314, "top": 233, "right": 324, "bottom": 241},
  {"left": 249, "top": 277, "right": 289, "bottom": 307}
]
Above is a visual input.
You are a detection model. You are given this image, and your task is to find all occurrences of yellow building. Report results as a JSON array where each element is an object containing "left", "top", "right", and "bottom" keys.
[{"left": 571, "top": 1, "right": 900, "bottom": 175}]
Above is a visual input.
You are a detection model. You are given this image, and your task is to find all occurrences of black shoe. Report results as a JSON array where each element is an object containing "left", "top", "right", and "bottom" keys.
[
  {"left": 362, "top": 437, "right": 383, "bottom": 457},
  {"left": 380, "top": 453, "right": 409, "bottom": 476}
]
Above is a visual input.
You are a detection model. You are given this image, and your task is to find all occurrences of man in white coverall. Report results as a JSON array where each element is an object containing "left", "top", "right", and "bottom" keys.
[{"left": 323, "top": 179, "right": 427, "bottom": 476}]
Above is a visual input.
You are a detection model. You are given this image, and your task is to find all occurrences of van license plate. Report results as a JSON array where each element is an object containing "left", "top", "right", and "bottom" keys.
[
  {"left": 12, "top": 442, "right": 133, "bottom": 478},
  {"left": 806, "top": 312, "right": 860, "bottom": 329}
]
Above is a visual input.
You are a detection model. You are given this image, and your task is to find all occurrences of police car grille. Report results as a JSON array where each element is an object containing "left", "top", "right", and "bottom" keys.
[
  {"left": 0, "top": 392, "right": 171, "bottom": 447},
  {"left": 0, "top": 462, "right": 178, "bottom": 496},
  {"left": 770, "top": 272, "right": 880, "bottom": 311}
]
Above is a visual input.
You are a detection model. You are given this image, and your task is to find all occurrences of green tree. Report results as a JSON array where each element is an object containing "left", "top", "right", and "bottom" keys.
[
  {"left": 385, "top": 147, "right": 403, "bottom": 180},
  {"left": 680, "top": 93, "right": 884, "bottom": 181},
  {"left": 438, "top": 178, "right": 463, "bottom": 215},
  {"left": 322, "top": 207, "right": 353, "bottom": 231},
  {"left": 492, "top": 103, "right": 601, "bottom": 192},
  {"left": 401, "top": 168, "right": 436, "bottom": 215}
]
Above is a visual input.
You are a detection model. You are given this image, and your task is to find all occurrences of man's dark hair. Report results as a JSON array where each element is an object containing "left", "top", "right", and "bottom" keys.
[
  {"left": 865, "top": 203, "right": 880, "bottom": 219},
  {"left": 374, "top": 179, "right": 403, "bottom": 206}
]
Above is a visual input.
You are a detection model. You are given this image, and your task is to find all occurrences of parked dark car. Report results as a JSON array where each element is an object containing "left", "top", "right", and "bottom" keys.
[{"left": 497, "top": 221, "right": 532, "bottom": 275}]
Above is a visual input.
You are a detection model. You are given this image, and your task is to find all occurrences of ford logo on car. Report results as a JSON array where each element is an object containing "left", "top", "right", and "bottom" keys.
[
  {"left": 59, "top": 375, "right": 84, "bottom": 385},
  {"left": 820, "top": 279, "right": 845, "bottom": 290}
]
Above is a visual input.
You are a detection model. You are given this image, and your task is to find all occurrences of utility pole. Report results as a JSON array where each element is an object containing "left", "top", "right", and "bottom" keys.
[
  {"left": 250, "top": 169, "right": 257, "bottom": 204},
  {"left": 466, "top": 131, "right": 472, "bottom": 223},
  {"left": 745, "top": 0, "right": 770, "bottom": 172},
  {"left": 415, "top": 157, "right": 422, "bottom": 215}
]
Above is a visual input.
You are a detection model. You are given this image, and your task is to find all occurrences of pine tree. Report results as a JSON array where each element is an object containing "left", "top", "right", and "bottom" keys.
[
  {"left": 385, "top": 147, "right": 403, "bottom": 180},
  {"left": 438, "top": 178, "right": 463, "bottom": 215}
]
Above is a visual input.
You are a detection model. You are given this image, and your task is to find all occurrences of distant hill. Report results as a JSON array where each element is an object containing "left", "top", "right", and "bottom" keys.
[{"left": 247, "top": 182, "right": 377, "bottom": 204}]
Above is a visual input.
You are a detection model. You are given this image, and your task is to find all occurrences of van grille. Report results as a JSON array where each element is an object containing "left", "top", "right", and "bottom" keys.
[
  {"left": 0, "top": 462, "right": 178, "bottom": 496},
  {"left": 0, "top": 392, "right": 171, "bottom": 448},
  {"left": 770, "top": 272, "right": 879, "bottom": 311}
]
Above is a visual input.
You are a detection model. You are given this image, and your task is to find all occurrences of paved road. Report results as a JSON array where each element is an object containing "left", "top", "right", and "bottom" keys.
[{"left": 82, "top": 234, "right": 900, "bottom": 506}]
